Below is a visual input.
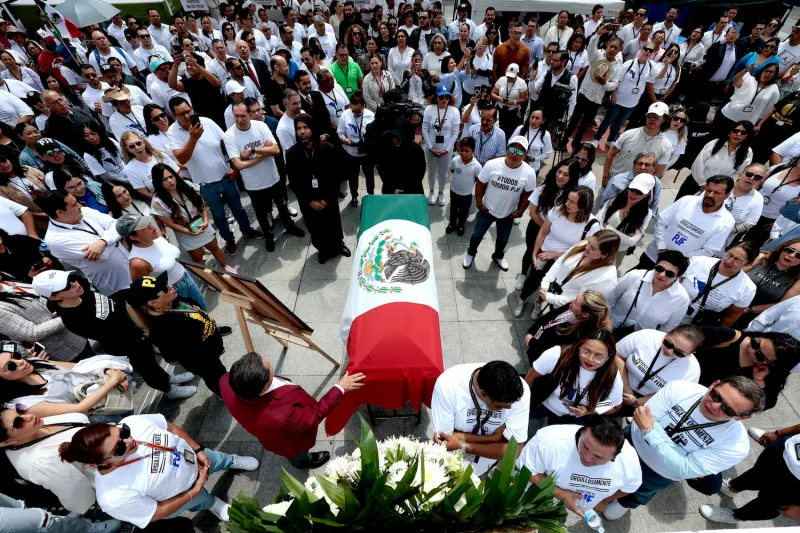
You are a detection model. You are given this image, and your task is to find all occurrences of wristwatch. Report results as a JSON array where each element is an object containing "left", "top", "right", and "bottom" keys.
[
  {"left": 460, "top": 441, "right": 467, "bottom": 453},
  {"left": 194, "top": 445, "right": 205, "bottom": 454},
  {"left": 641, "top": 428, "right": 653, "bottom": 437}
]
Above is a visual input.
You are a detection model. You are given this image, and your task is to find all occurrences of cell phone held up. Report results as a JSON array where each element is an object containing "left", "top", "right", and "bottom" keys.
[
  {"left": 32, "top": 342, "right": 45, "bottom": 356},
  {"left": 190, "top": 114, "right": 201, "bottom": 128}
]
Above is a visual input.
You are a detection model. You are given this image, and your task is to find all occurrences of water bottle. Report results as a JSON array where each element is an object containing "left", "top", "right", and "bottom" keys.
[
  {"left": 39, "top": 242, "right": 48, "bottom": 256},
  {"left": 575, "top": 498, "right": 604, "bottom": 532}
]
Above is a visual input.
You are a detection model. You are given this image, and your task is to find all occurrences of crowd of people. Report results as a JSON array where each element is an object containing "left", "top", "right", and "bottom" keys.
[{"left": 1, "top": 0, "right": 800, "bottom": 530}]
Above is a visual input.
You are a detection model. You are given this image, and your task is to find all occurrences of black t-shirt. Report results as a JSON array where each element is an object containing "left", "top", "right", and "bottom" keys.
[
  {"left": 265, "top": 77, "right": 297, "bottom": 115},
  {"left": 0, "top": 234, "right": 44, "bottom": 282},
  {"left": 770, "top": 91, "right": 800, "bottom": 135},
  {"left": 147, "top": 298, "right": 223, "bottom": 361},
  {"left": 181, "top": 75, "right": 227, "bottom": 129}
]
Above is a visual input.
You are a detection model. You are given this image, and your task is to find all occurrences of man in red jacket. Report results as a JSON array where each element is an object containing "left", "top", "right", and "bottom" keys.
[{"left": 220, "top": 352, "right": 365, "bottom": 468}]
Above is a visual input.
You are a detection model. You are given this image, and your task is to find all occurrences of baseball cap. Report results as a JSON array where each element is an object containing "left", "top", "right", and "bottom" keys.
[
  {"left": 100, "top": 64, "right": 118, "bottom": 76},
  {"left": 23, "top": 91, "right": 42, "bottom": 105},
  {"left": 115, "top": 214, "right": 153, "bottom": 238},
  {"left": 647, "top": 102, "right": 670, "bottom": 117},
  {"left": 629, "top": 173, "right": 656, "bottom": 195},
  {"left": 127, "top": 271, "right": 170, "bottom": 307},
  {"left": 43, "top": 35, "right": 55, "bottom": 42},
  {"left": 507, "top": 135, "right": 529, "bottom": 152},
  {"left": 149, "top": 57, "right": 170, "bottom": 72},
  {"left": 784, "top": 435, "right": 800, "bottom": 479},
  {"left": 505, "top": 63, "right": 520, "bottom": 79},
  {"left": 34, "top": 137, "right": 60, "bottom": 155},
  {"left": 225, "top": 79, "right": 246, "bottom": 96},
  {"left": 32, "top": 269, "right": 73, "bottom": 297},
  {"left": 435, "top": 83, "right": 451, "bottom": 97}
]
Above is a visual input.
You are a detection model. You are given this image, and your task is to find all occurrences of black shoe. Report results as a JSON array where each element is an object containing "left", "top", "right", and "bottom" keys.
[
  {"left": 340, "top": 244, "right": 351, "bottom": 257},
  {"left": 318, "top": 251, "right": 329, "bottom": 264},
  {"left": 296, "top": 451, "right": 330, "bottom": 469},
  {"left": 338, "top": 191, "right": 346, "bottom": 198},
  {"left": 350, "top": 196, "right": 359, "bottom": 207},
  {"left": 445, "top": 224, "right": 455, "bottom": 234},
  {"left": 265, "top": 238, "right": 276, "bottom": 252},
  {"left": 246, "top": 230, "right": 265, "bottom": 240},
  {"left": 219, "top": 326, "right": 232, "bottom": 337},
  {"left": 285, "top": 225, "right": 305, "bottom": 237},
  {"left": 457, "top": 226, "right": 465, "bottom": 236}
]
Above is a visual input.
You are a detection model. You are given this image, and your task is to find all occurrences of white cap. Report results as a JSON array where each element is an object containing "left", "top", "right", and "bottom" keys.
[
  {"left": 224, "top": 80, "right": 245, "bottom": 96},
  {"left": 507, "top": 135, "right": 529, "bottom": 151},
  {"left": 629, "top": 173, "right": 656, "bottom": 194},
  {"left": 647, "top": 101, "right": 670, "bottom": 117},
  {"left": 784, "top": 435, "right": 800, "bottom": 480},
  {"left": 32, "top": 270, "right": 72, "bottom": 297},
  {"left": 505, "top": 63, "right": 519, "bottom": 79}
]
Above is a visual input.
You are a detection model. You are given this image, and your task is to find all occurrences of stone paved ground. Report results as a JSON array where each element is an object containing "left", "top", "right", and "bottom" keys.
[{"left": 130, "top": 141, "right": 800, "bottom": 533}]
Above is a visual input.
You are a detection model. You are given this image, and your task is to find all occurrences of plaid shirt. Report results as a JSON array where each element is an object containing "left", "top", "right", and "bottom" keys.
[{"left": 465, "top": 124, "right": 506, "bottom": 165}]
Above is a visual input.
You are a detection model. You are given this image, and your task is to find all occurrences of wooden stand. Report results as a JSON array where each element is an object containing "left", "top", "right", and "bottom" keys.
[{"left": 180, "top": 260, "right": 339, "bottom": 368}]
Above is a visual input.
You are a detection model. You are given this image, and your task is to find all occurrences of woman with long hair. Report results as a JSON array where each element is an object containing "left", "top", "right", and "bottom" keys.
[
  {"left": 744, "top": 154, "right": 800, "bottom": 245},
  {"left": 0, "top": 145, "right": 50, "bottom": 231},
  {"left": 525, "top": 329, "right": 623, "bottom": 425},
  {"left": 596, "top": 174, "right": 654, "bottom": 264},
  {"left": 680, "top": 240, "right": 759, "bottom": 327},
  {"left": 120, "top": 131, "right": 178, "bottom": 200},
  {"left": 649, "top": 44, "right": 680, "bottom": 102},
  {"left": 376, "top": 22, "right": 396, "bottom": 60},
  {"left": 52, "top": 170, "right": 108, "bottom": 214},
  {"left": 100, "top": 180, "right": 150, "bottom": 219},
  {"left": 763, "top": 18, "right": 782, "bottom": 39},
  {"left": 723, "top": 163, "right": 765, "bottom": 248},
  {"left": 511, "top": 106, "right": 552, "bottom": 174},
  {"left": 358, "top": 36, "right": 382, "bottom": 74},
  {"left": 0, "top": 122, "right": 23, "bottom": 160},
  {"left": 330, "top": 0, "right": 345, "bottom": 36},
  {"left": 663, "top": 106, "right": 688, "bottom": 170},
  {"left": 524, "top": 290, "right": 612, "bottom": 364},
  {"left": 388, "top": 28, "right": 414, "bottom": 85},
  {"left": 81, "top": 123, "right": 125, "bottom": 182},
  {"left": 362, "top": 53, "right": 395, "bottom": 111},
  {"left": 345, "top": 24, "right": 367, "bottom": 62},
  {"left": 678, "top": 26, "right": 705, "bottom": 69},
  {"left": 676, "top": 120, "right": 754, "bottom": 199},
  {"left": 422, "top": 83, "right": 460, "bottom": 207},
  {"left": 727, "top": 37, "right": 780, "bottom": 86},
  {"left": 150, "top": 163, "right": 234, "bottom": 272},
  {"left": 0, "top": 224, "right": 62, "bottom": 283},
  {"left": 221, "top": 22, "right": 237, "bottom": 55},
  {"left": 142, "top": 103, "right": 177, "bottom": 157},
  {"left": 484, "top": 23, "right": 501, "bottom": 56},
  {"left": 401, "top": 50, "right": 432, "bottom": 104},
  {"left": 39, "top": 72, "right": 84, "bottom": 109},
  {"left": 16, "top": 123, "right": 77, "bottom": 172},
  {"left": 716, "top": 64, "right": 780, "bottom": 135},
  {"left": 514, "top": 160, "right": 580, "bottom": 294},
  {"left": 0, "top": 51, "right": 44, "bottom": 92},
  {"left": 571, "top": 142, "right": 597, "bottom": 190},
  {"left": 737, "top": 238, "right": 800, "bottom": 327},
  {"left": 565, "top": 32, "right": 589, "bottom": 79}
]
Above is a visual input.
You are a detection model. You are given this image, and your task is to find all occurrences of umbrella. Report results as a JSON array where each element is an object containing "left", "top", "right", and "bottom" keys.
[{"left": 55, "top": 0, "right": 119, "bottom": 28}]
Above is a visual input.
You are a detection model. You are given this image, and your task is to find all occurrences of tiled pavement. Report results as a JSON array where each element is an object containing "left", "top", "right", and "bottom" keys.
[{"left": 130, "top": 145, "right": 800, "bottom": 532}]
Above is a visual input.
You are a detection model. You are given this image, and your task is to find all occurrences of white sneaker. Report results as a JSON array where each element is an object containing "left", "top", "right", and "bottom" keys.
[
  {"left": 700, "top": 505, "right": 738, "bottom": 524},
  {"left": 166, "top": 385, "right": 197, "bottom": 400},
  {"left": 288, "top": 206, "right": 298, "bottom": 216},
  {"left": 514, "top": 273, "right": 526, "bottom": 291},
  {"left": 720, "top": 477, "right": 738, "bottom": 497},
  {"left": 91, "top": 519, "right": 122, "bottom": 533},
  {"left": 438, "top": 191, "right": 445, "bottom": 206},
  {"left": 591, "top": 139, "right": 600, "bottom": 148},
  {"left": 530, "top": 302, "right": 543, "bottom": 320},
  {"left": 512, "top": 299, "right": 526, "bottom": 318},
  {"left": 493, "top": 256, "right": 509, "bottom": 271},
  {"left": 513, "top": 217, "right": 522, "bottom": 225},
  {"left": 603, "top": 499, "right": 629, "bottom": 520},
  {"left": 230, "top": 454, "right": 260, "bottom": 471},
  {"left": 748, "top": 427, "right": 766, "bottom": 443},
  {"left": 209, "top": 496, "right": 230, "bottom": 521},
  {"left": 462, "top": 254, "right": 474, "bottom": 269},
  {"left": 169, "top": 372, "right": 195, "bottom": 385},
  {"left": 223, "top": 264, "right": 238, "bottom": 274},
  {"left": 428, "top": 191, "right": 436, "bottom": 205}
]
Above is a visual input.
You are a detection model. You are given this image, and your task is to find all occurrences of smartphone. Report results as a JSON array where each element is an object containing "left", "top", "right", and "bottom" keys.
[
  {"left": 473, "top": 86, "right": 481, "bottom": 97},
  {"left": 32, "top": 342, "right": 44, "bottom": 356},
  {"left": 32, "top": 258, "right": 46, "bottom": 271},
  {"left": 190, "top": 114, "right": 201, "bottom": 127}
]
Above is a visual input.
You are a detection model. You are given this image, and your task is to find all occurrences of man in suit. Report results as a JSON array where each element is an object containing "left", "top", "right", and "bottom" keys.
[
  {"left": 693, "top": 27, "right": 739, "bottom": 105},
  {"left": 236, "top": 38, "right": 271, "bottom": 94},
  {"left": 220, "top": 352, "right": 365, "bottom": 468}
]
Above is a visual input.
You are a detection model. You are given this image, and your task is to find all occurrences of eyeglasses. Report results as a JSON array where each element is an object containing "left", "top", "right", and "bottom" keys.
[
  {"left": 783, "top": 246, "right": 800, "bottom": 259},
  {"left": 723, "top": 251, "right": 748, "bottom": 266},
  {"left": 83, "top": 72, "right": 98, "bottom": 79},
  {"left": 744, "top": 170, "right": 764, "bottom": 181},
  {"left": 654, "top": 264, "right": 677, "bottom": 279},
  {"left": 636, "top": 12, "right": 646, "bottom": 17},
  {"left": 709, "top": 387, "right": 741, "bottom": 417},
  {"left": 151, "top": 112, "right": 168, "bottom": 121},
  {"left": 672, "top": 116, "right": 687, "bottom": 123},
  {"left": 579, "top": 346, "right": 608, "bottom": 363},
  {"left": 731, "top": 128, "right": 748, "bottom": 135},
  {"left": 762, "top": 44, "right": 777, "bottom": 50},
  {"left": 43, "top": 148, "right": 64, "bottom": 157},
  {"left": 573, "top": 155, "right": 589, "bottom": 162},
  {"left": 127, "top": 141, "right": 144, "bottom": 150},
  {"left": 643, "top": 47, "right": 655, "bottom": 53},
  {"left": 507, "top": 146, "right": 525, "bottom": 156},
  {"left": 2, "top": 351, "right": 23, "bottom": 372},
  {"left": 11, "top": 404, "right": 27, "bottom": 430},
  {"left": 102, "top": 423, "right": 132, "bottom": 460},
  {"left": 662, "top": 337, "right": 687, "bottom": 357}
]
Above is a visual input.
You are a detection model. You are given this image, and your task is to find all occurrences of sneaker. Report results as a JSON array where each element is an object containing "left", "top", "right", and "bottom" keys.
[
  {"left": 209, "top": 496, "right": 231, "bottom": 521},
  {"left": 428, "top": 191, "right": 436, "bottom": 205},
  {"left": 230, "top": 454, "right": 260, "bottom": 471},
  {"left": 350, "top": 196, "right": 359, "bottom": 207},
  {"left": 438, "top": 191, "right": 445, "bottom": 205},
  {"left": 602, "top": 499, "right": 629, "bottom": 520},
  {"left": 285, "top": 225, "right": 306, "bottom": 237},
  {"left": 514, "top": 273, "right": 526, "bottom": 291},
  {"left": 492, "top": 255, "right": 509, "bottom": 271},
  {"left": 166, "top": 384, "right": 197, "bottom": 400},
  {"left": 265, "top": 238, "right": 276, "bottom": 252},
  {"left": 462, "top": 254, "right": 474, "bottom": 269},
  {"left": 445, "top": 224, "right": 455, "bottom": 234},
  {"left": 530, "top": 302, "right": 543, "bottom": 320},
  {"left": 591, "top": 139, "right": 599, "bottom": 148},
  {"left": 91, "top": 519, "right": 122, "bottom": 533},
  {"left": 700, "top": 505, "right": 738, "bottom": 524},
  {"left": 513, "top": 217, "right": 521, "bottom": 225},
  {"left": 246, "top": 230, "right": 265, "bottom": 240},
  {"left": 169, "top": 372, "right": 195, "bottom": 385},
  {"left": 747, "top": 427, "right": 766, "bottom": 443},
  {"left": 288, "top": 206, "right": 298, "bottom": 217},
  {"left": 223, "top": 264, "right": 238, "bottom": 274},
  {"left": 225, "top": 240, "right": 237, "bottom": 256},
  {"left": 338, "top": 191, "right": 346, "bottom": 199},
  {"left": 512, "top": 299, "right": 526, "bottom": 318},
  {"left": 720, "top": 477, "right": 738, "bottom": 497},
  {"left": 227, "top": 215, "right": 236, "bottom": 226}
]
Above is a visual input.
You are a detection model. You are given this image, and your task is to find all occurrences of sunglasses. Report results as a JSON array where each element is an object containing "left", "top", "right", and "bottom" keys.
[
  {"left": 769, "top": 22, "right": 779, "bottom": 27},
  {"left": 672, "top": 116, "right": 687, "bottom": 123},
  {"left": 709, "top": 387, "right": 740, "bottom": 417},
  {"left": 43, "top": 148, "right": 64, "bottom": 157},
  {"left": 508, "top": 146, "right": 525, "bottom": 156},
  {"left": 2, "top": 352, "right": 23, "bottom": 372},
  {"left": 151, "top": 112, "right": 168, "bottom": 121},
  {"left": 487, "top": 31, "right": 497, "bottom": 35},
  {"left": 103, "top": 423, "right": 132, "bottom": 459},
  {"left": 645, "top": 113, "right": 659, "bottom": 120},
  {"left": 654, "top": 264, "right": 677, "bottom": 279},
  {"left": 643, "top": 47, "right": 655, "bottom": 53},
  {"left": 11, "top": 404, "right": 27, "bottom": 430},
  {"left": 784, "top": 246, "right": 800, "bottom": 259},
  {"left": 247, "top": 38, "right": 256, "bottom": 43},
  {"left": 127, "top": 141, "right": 144, "bottom": 150},
  {"left": 749, "top": 337, "right": 775, "bottom": 365},
  {"left": 636, "top": 12, "right": 646, "bottom": 17},
  {"left": 744, "top": 170, "right": 764, "bottom": 181},
  {"left": 662, "top": 337, "right": 687, "bottom": 357},
  {"left": 0, "top": 155, "right": 8, "bottom": 163},
  {"left": 83, "top": 72, "right": 98, "bottom": 79},
  {"left": 731, "top": 128, "right": 748, "bottom": 135},
  {"left": 126, "top": 35, "right": 135, "bottom": 41},
  {"left": 139, "top": 34, "right": 151, "bottom": 38},
  {"left": 573, "top": 155, "right": 589, "bottom": 162}
]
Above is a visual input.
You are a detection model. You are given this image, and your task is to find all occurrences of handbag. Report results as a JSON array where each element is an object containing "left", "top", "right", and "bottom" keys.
[{"left": 73, "top": 376, "right": 134, "bottom": 416}]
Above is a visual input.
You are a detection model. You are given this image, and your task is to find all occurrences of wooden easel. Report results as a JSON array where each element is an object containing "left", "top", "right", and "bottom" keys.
[{"left": 180, "top": 260, "right": 339, "bottom": 368}]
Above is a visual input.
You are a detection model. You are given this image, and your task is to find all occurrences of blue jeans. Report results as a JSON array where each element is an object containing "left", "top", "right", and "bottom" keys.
[
  {"left": 467, "top": 210, "right": 514, "bottom": 259},
  {"left": 199, "top": 179, "right": 253, "bottom": 242},
  {"left": 165, "top": 449, "right": 233, "bottom": 519},
  {"left": 0, "top": 493, "right": 95, "bottom": 533},
  {"left": 594, "top": 104, "right": 636, "bottom": 144},
  {"left": 173, "top": 271, "right": 206, "bottom": 310}
]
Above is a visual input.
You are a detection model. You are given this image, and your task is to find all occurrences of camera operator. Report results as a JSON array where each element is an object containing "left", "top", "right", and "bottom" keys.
[{"left": 530, "top": 50, "right": 577, "bottom": 141}]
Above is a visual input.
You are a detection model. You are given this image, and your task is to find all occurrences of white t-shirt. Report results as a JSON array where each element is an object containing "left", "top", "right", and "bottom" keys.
[
  {"left": 632, "top": 380, "right": 750, "bottom": 481},
  {"left": 772, "top": 131, "right": 800, "bottom": 164},
  {"left": 722, "top": 74, "right": 780, "bottom": 124},
  {"left": 477, "top": 158, "right": 537, "bottom": 218},
  {"left": 124, "top": 156, "right": 179, "bottom": 193},
  {"left": 167, "top": 118, "right": 231, "bottom": 185},
  {"left": 81, "top": 82, "right": 112, "bottom": 116},
  {"left": 318, "top": 85, "right": 349, "bottom": 127},
  {"left": 611, "top": 127, "right": 673, "bottom": 177},
  {"left": 431, "top": 363, "right": 530, "bottom": 475},
  {"left": 542, "top": 208, "right": 600, "bottom": 252},
  {"left": 0, "top": 196, "right": 28, "bottom": 235},
  {"left": 533, "top": 346, "right": 623, "bottom": 417},
  {"left": 494, "top": 76, "right": 528, "bottom": 110},
  {"left": 760, "top": 172, "right": 800, "bottom": 220},
  {"left": 109, "top": 106, "right": 147, "bottom": 141},
  {"left": 223, "top": 120, "right": 280, "bottom": 190},
  {"left": 777, "top": 41, "right": 800, "bottom": 75},
  {"left": 88, "top": 46, "right": 137, "bottom": 75},
  {"left": 680, "top": 256, "right": 756, "bottom": 319},
  {"left": 616, "top": 329, "right": 701, "bottom": 396},
  {"left": 516, "top": 424, "right": 642, "bottom": 509},
  {"left": 646, "top": 196, "right": 735, "bottom": 261},
  {"left": 95, "top": 414, "right": 198, "bottom": 529},
  {"left": 149, "top": 77, "right": 191, "bottom": 114},
  {"left": 448, "top": 155, "right": 482, "bottom": 196},
  {"left": 579, "top": 171, "right": 597, "bottom": 191},
  {"left": 724, "top": 188, "right": 764, "bottom": 233},
  {"left": 510, "top": 126, "right": 552, "bottom": 173},
  {"left": 84, "top": 140, "right": 126, "bottom": 181},
  {"left": 0, "top": 91, "right": 33, "bottom": 125},
  {"left": 614, "top": 59, "right": 654, "bottom": 109}
]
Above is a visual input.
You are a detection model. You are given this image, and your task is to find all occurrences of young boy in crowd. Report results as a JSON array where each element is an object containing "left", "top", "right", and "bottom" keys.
[{"left": 447, "top": 136, "right": 482, "bottom": 236}]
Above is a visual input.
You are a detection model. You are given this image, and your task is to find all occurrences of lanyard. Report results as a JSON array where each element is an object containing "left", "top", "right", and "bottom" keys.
[
  {"left": 658, "top": 66, "right": 673, "bottom": 93},
  {"left": 764, "top": 172, "right": 800, "bottom": 204},
  {"left": 569, "top": 381, "right": 589, "bottom": 407},
  {"left": 126, "top": 202, "right": 143, "bottom": 216},
  {"left": 621, "top": 275, "right": 647, "bottom": 325},
  {"left": 321, "top": 89, "right": 339, "bottom": 109},
  {"left": 50, "top": 219, "right": 101, "bottom": 237},
  {"left": 436, "top": 106, "right": 448, "bottom": 130},
  {"left": 636, "top": 347, "right": 673, "bottom": 390},
  {"left": 115, "top": 440, "right": 178, "bottom": 468},
  {"left": 353, "top": 113, "right": 364, "bottom": 138},
  {"left": 749, "top": 85, "right": 764, "bottom": 106},
  {"left": 625, "top": 60, "right": 649, "bottom": 86},
  {"left": 121, "top": 112, "right": 145, "bottom": 133},
  {"left": 666, "top": 398, "right": 725, "bottom": 437},
  {"left": 632, "top": 25, "right": 642, "bottom": 39},
  {"left": 541, "top": 310, "right": 574, "bottom": 331},
  {"left": 468, "top": 369, "right": 494, "bottom": 434},
  {"left": 711, "top": 32, "right": 723, "bottom": 46},
  {"left": 478, "top": 130, "right": 493, "bottom": 152},
  {"left": 691, "top": 261, "right": 736, "bottom": 306}
]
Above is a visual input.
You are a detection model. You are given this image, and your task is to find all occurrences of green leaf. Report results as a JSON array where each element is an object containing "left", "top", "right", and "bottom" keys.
[
  {"left": 314, "top": 473, "right": 348, "bottom": 509},
  {"left": 357, "top": 415, "right": 380, "bottom": 486},
  {"left": 280, "top": 468, "right": 309, "bottom": 500}
]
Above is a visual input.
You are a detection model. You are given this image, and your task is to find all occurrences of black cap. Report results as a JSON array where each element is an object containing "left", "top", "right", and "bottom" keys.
[
  {"left": 127, "top": 271, "right": 169, "bottom": 307},
  {"left": 23, "top": 90, "right": 41, "bottom": 105},
  {"left": 34, "top": 137, "right": 60, "bottom": 154},
  {"left": 100, "top": 64, "right": 117, "bottom": 74}
]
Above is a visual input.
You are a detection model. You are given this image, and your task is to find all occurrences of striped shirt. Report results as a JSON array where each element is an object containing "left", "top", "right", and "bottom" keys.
[{"left": 465, "top": 124, "right": 506, "bottom": 165}]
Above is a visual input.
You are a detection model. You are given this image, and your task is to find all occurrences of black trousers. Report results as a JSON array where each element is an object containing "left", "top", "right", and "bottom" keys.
[
  {"left": 520, "top": 219, "right": 542, "bottom": 275},
  {"left": 519, "top": 258, "right": 555, "bottom": 301},
  {"left": 105, "top": 336, "right": 171, "bottom": 393},
  {"left": 743, "top": 215, "right": 776, "bottom": 247},
  {"left": 449, "top": 191, "right": 472, "bottom": 228},
  {"left": 165, "top": 347, "right": 226, "bottom": 397},
  {"left": 675, "top": 174, "right": 701, "bottom": 200},
  {"left": 498, "top": 105, "right": 522, "bottom": 140},
  {"left": 140, "top": 517, "right": 196, "bottom": 533},
  {"left": 344, "top": 152, "right": 375, "bottom": 195},
  {"left": 729, "top": 436, "right": 800, "bottom": 520},
  {"left": 563, "top": 94, "right": 601, "bottom": 151},
  {"left": 247, "top": 183, "right": 295, "bottom": 240}
]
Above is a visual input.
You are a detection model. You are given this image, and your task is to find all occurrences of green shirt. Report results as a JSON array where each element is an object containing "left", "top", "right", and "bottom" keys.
[{"left": 330, "top": 58, "right": 363, "bottom": 99}]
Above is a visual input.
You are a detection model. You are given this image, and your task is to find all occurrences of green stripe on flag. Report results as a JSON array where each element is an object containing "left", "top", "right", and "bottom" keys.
[{"left": 358, "top": 194, "right": 430, "bottom": 240}]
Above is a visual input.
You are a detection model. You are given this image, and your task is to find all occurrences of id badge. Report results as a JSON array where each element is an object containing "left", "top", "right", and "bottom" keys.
[
  {"left": 686, "top": 306, "right": 695, "bottom": 316},
  {"left": 743, "top": 106, "right": 754, "bottom": 113},
  {"left": 183, "top": 450, "right": 196, "bottom": 464},
  {"left": 777, "top": 120, "right": 786, "bottom": 126},
  {"left": 436, "top": 135, "right": 445, "bottom": 144},
  {"left": 346, "top": 87, "right": 353, "bottom": 93},
  {"left": 336, "top": 109, "right": 343, "bottom": 117},
  {"left": 533, "top": 326, "right": 544, "bottom": 340},
  {"left": 631, "top": 87, "right": 640, "bottom": 94},
  {"left": 311, "top": 178, "right": 319, "bottom": 188}
]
